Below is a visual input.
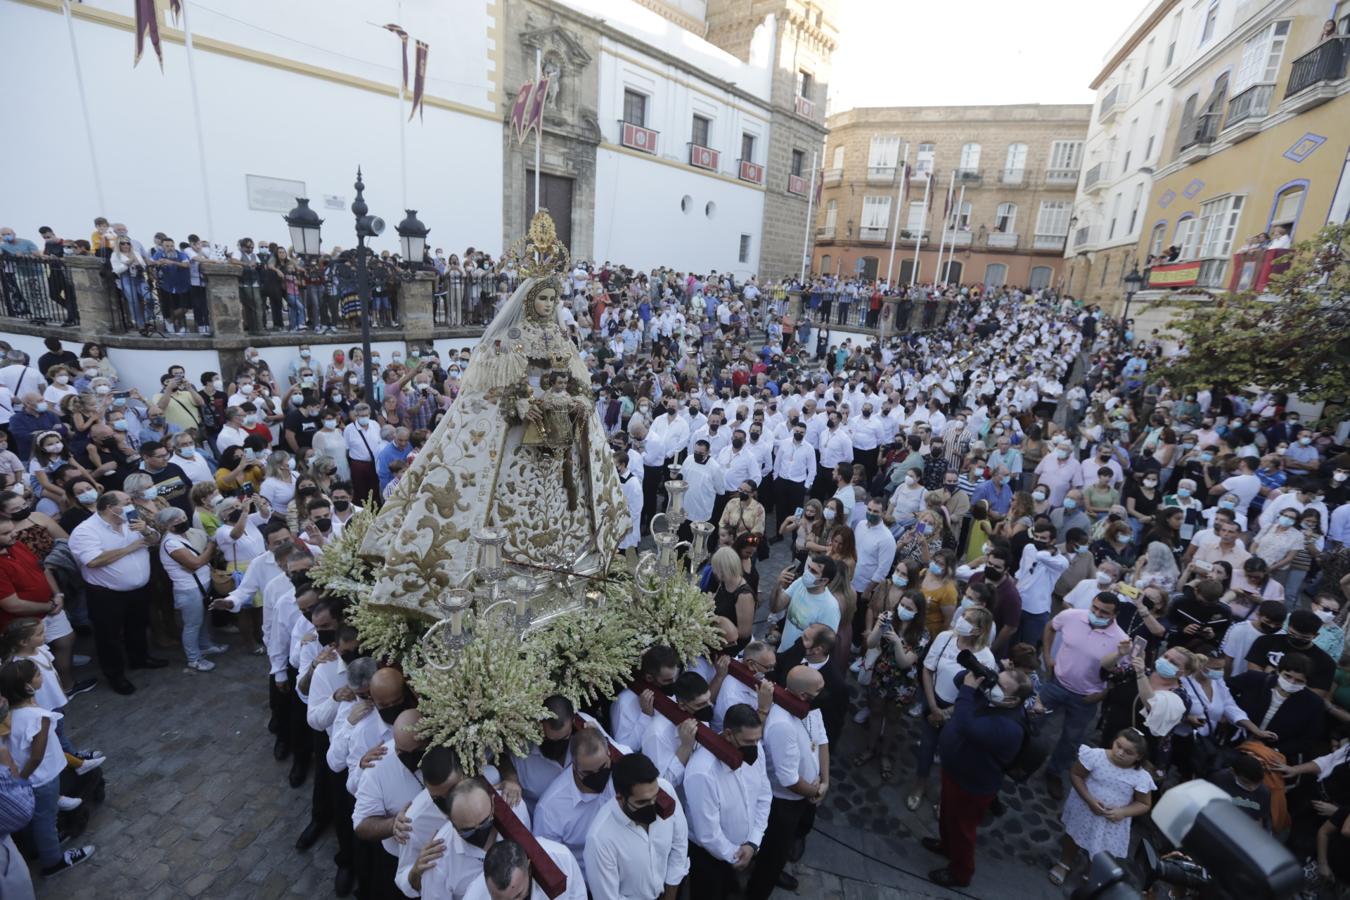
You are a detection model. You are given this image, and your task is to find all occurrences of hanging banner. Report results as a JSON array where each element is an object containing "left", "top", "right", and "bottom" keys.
[
  {"left": 1147, "top": 260, "right": 1202, "bottom": 287},
  {"left": 133, "top": 0, "right": 163, "bottom": 69},
  {"left": 409, "top": 40, "right": 429, "bottom": 121},
  {"left": 383, "top": 23, "right": 409, "bottom": 89}
]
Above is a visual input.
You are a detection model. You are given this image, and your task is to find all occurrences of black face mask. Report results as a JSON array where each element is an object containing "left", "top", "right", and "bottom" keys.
[
  {"left": 317, "top": 628, "right": 337, "bottom": 646},
  {"left": 732, "top": 438, "right": 745, "bottom": 450},
  {"left": 172, "top": 521, "right": 191, "bottom": 534},
  {"left": 737, "top": 743, "right": 760, "bottom": 766},
  {"left": 397, "top": 748, "right": 424, "bottom": 774},
  {"left": 457, "top": 819, "right": 494, "bottom": 849},
  {"left": 1287, "top": 636, "right": 1313, "bottom": 650},
  {"left": 340, "top": 648, "right": 360, "bottom": 664},
  {"left": 693, "top": 453, "right": 708, "bottom": 464},
  {"left": 750, "top": 432, "right": 762, "bottom": 441},
  {"left": 378, "top": 697, "right": 412, "bottom": 725},
  {"left": 807, "top": 692, "right": 824, "bottom": 711},
  {"left": 738, "top": 490, "right": 750, "bottom": 501},
  {"left": 432, "top": 794, "right": 452, "bottom": 817},
  {"left": 579, "top": 765, "right": 611, "bottom": 793},
  {"left": 314, "top": 517, "right": 332, "bottom": 533},
  {"left": 226, "top": 511, "right": 243, "bottom": 524},
  {"left": 656, "top": 681, "right": 678, "bottom": 697},
  {"left": 985, "top": 568, "right": 1004, "bottom": 582},
  {"left": 691, "top": 705, "right": 714, "bottom": 724},
  {"left": 7, "top": 505, "right": 31, "bottom": 521},
  {"left": 624, "top": 800, "right": 659, "bottom": 826},
  {"left": 333, "top": 499, "right": 351, "bottom": 513},
  {"left": 539, "top": 735, "right": 570, "bottom": 761}
]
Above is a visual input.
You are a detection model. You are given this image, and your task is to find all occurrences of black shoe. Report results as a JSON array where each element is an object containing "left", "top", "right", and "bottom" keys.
[
  {"left": 288, "top": 760, "right": 309, "bottom": 788},
  {"left": 788, "top": 836, "right": 805, "bottom": 863},
  {"left": 334, "top": 866, "right": 355, "bottom": 897},
  {"left": 273, "top": 737, "right": 290, "bottom": 762},
  {"left": 921, "top": 837, "right": 948, "bottom": 858},
  {"left": 73, "top": 623, "right": 94, "bottom": 637},
  {"left": 775, "top": 871, "right": 799, "bottom": 891},
  {"left": 294, "top": 819, "right": 325, "bottom": 851},
  {"left": 129, "top": 657, "right": 168, "bottom": 670},
  {"left": 1045, "top": 772, "right": 1065, "bottom": 802},
  {"left": 928, "top": 867, "right": 969, "bottom": 888},
  {"left": 66, "top": 678, "right": 98, "bottom": 698},
  {"left": 110, "top": 678, "right": 136, "bottom": 695}
]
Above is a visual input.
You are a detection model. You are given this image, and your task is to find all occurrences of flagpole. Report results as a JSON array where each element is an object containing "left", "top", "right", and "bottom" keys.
[
  {"left": 911, "top": 173, "right": 930, "bottom": 287},
  {"left": 952, "top": 183, "right": 967, "bottom": 282},
  {"left": 934, "top": 172, "right": 955, "bottom": 286},
  {"left": 179, "top": 1, "right": 216, "bottom": 238},
  {"left": 799, "top": 150, "right": 819, "bottom": 282},
  {"left": 62, "top": 0, "right": 105, "bottom": 215},
  {"left": 398, "top": 4, "right": 408, "bottom": 209},
  {"left": 885, "top": 142, "right": 909, "bottom": 287},
  {"left": 534, "top": 47, "right": 542, "bottom": 216}
]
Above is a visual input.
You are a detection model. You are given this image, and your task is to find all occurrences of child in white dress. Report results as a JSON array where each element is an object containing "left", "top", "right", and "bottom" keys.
[{"left": 1050, "top": 728, "right": 1156, "bottom": 885}]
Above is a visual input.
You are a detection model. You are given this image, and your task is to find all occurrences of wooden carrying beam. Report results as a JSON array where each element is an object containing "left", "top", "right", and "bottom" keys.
[
  {"left": 725, "top": 659, "right": 809, "bottom": 718},
  {"left": 572, "top": 715, "right": 676, "bottom": 819},
  {"left": 626, "top": 681, "right": 745, "bottom": 769},
  {"left": 487, "top": 784, "right": 567, "bottom": 899}
]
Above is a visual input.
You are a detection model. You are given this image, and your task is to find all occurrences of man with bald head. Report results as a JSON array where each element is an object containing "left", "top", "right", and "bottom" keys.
[
  {"left": 354, "top": 707, "right": 427, "bottom": 896},
  {"left": 392, "top": 746, "right": 464, "bottom": 898},
  {"left": 533, "top": 727, "right": 623, "bottom": 860},
  {"left": 746, "top": 666, "right": 827, "bottom": 898},
  {"left": 711, "top": 640, "right": 777, "bottom": 732},
  {"left": 6, "top": 391, "right": 59, "bottom": 462},
  {"left": 465, "top": 838, "right": 587, "bottom": 900}
]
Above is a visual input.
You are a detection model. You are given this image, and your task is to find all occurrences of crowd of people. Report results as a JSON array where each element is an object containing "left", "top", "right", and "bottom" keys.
[{"left": 0, "top": 253, "right": 1347, "bottom": 899}]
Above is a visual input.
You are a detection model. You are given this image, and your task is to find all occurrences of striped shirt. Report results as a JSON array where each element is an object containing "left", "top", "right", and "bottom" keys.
[{"left": 0, "top": 767, "right": 34, "bottom": 835}]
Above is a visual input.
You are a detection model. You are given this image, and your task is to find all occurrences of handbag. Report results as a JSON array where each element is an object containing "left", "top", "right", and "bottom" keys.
[{"left": 856, "top": 646, "right": 882, "bottom": 687}]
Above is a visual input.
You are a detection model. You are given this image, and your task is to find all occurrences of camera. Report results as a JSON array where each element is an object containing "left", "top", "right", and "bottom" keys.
[{"left": 956, "top": 648, "right": 998, "bottom": 683}]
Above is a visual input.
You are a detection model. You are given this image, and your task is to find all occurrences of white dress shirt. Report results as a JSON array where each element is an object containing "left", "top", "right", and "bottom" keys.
[
  {"left": 689, "top": 424, "right": 731, "bottom": 458},
  {"left": 716, "top": 446, "right": 759, "bottom": 492},
  {"left": 710, "top": 676, "right": 757, "bottom": 733},
  {"left": 264, "top": 575, "right": 298, "bottom": 681},
  {"left": 1014, "top": 543, "right": 1069, "bottom": 616},
  {"left": 395, "top": 791, "right": 533, "bottom": 898},
  {"left": 459, "top": 837, "right": 586, "bottom": 900},
  {"left": 510, "top": 713, "right": 614, "bottom": 807},
  {"left": 745, "top": 438, "right": 774, "bottom": 479},
  {"left": 680, "top": 743, "right": 771, "bottom": 864},
  {"left": 344, "top": 711, "right": 394, "bottom": 794},
  {"left": 773, "top": 437, "right": 815, "bottom": 484},
  {"left": 680, "top": 458, "right": 723, "bottom": 523},
  {"left": 533, "top": 767, "right": 616, "bottom": 860},
  {"left": 762, "top": 706, "right": 825, "bottom": 801},
  {"left": 68, "top": 514, "right": 151, "bottom": 591},
  {"left": 306, "top": 655, "right": 348, "bottom": 736},
  {"left": 583, "top": 780, "right": 689, "bottom": 900},
  {"left": 618, "top": 472, "right": 643, "bottom": 549},
  {"left": 344, "top": 419, "right": 385, "bottom": 462},
  {"left": 218, "top": 550, "right": 281, "bottom": 613},
  {"left": 849, "top": 414, "right": 884, "bottom": 451},
  {"left": 852, "top": 520, "right": 897, "bottom": 592},
  {"left": 353, "top": 738, "right": 425, "bottom": 857},
  {"left": 818, "top": 427, "right": 854, "bottom": 469},
  {"left": 215, "top": 424, "right": 249, "bottom": 452},
  {"left": 640, "top": 715, "right": 693, "bottom": 786}
]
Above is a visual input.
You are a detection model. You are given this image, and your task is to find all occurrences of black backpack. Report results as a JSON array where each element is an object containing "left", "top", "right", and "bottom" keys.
[{"left": 1004, "top": 712, "right": 1051, "bottom": 783}]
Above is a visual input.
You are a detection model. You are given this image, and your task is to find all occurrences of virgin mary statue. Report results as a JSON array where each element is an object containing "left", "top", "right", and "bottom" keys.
[{"left": 359, "top": 212, "right": 630, "bottom": 616}]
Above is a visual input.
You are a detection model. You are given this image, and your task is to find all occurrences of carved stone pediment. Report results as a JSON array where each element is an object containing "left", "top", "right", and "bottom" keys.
[{"left": 520, "top": 21, "right": 592, "bottom": 69}]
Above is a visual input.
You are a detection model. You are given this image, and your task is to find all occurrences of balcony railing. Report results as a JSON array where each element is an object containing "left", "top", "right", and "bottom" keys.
[
  {"left": 1083, "top": 162, "right": 1105, "bottom": 192},
  {"left": 795, "top": 94, "right": 815, "bottom": 118},
  {"left": 859, "top": 226, "right": 888, "bottom": 241},
  {"left": 738, "top": 159, "right": 764, "bottom": 185},
  {"left": 910, "top": 164, "right": 932, "bottom": 180},
  {"left": 1001, "top": 168, "right": 1025, "bottom": 185},
  {"left": 1033, "top": 234, "right": 1067, "bottom": 251},
  {"left": 823, "top": 167, "right": 843, "bottom": 186},
  {"left": 987, "top": 232, "right": 1019, "bottom": 249},
  {"left": 956, "top": 168, "right": 982, "bottom": 184},
  {"left": 1178, "top": 112, "right": 1220, "bottom": 153},
  {"left": 1045, "top": 168, "right": 1080, "bottom": 186},
  {"left": 943, "top": 230, "right": 972, "bottom": 247},
  {"left": 1197, "top": 257, "right": 1229, "bottom": 288},
  {"left": 1074, "top": 225, "right": 1096, "bottom": 249},
  {"left": 619, "top": 120, "right": 658, "bottom": 154},
  {"left": 787, "top": 173, "right": 808, "bottom": 196},
  {"left": 1226, "top": 82, "right": 1275, "bottom": 129},
  {"left": 1284, "top": 36, "right": 1349, "bottom": 99},
  {"left": 867, "top": 166, "right": 896, "bottom": 183},
  {"left": 817, "top": 225, "right": 837, "bottom": 239},
  {"left": 1098, "top": 83, "right": 1128, "bottom": 122},
  {"left": 688, "top": 143, "right": 719, "bottom": 171}
]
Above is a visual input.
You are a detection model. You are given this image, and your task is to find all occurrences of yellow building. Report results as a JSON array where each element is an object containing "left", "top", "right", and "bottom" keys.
[{"left": 1135, "top": 2, "right": 1350, "bottom": 304}]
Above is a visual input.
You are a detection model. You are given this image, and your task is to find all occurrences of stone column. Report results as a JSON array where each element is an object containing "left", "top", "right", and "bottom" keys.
[
  {"left": 202, "top": 262, "right": 246, "bottom": 343},
  {"left": 879, "top": 297, "right": 899, "bottom": 341},
  {"left": 787, "top": 290, "right": 803, "bottom": 321},
  {"left": 400, "top": 271, "right": 436, "bottom": 342},
  {"left": 65, "top": 256, "right": 119, "bottom": 335}
]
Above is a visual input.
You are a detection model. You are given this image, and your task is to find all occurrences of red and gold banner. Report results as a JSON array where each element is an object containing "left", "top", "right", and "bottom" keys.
[
  {"left": 133, "top": 0, "right": 163, "bottom": 69},
  {"left": 409, "top": 39, "right": 428, "bottom": 121},
  {"left": 1148, "top": 260, "right": 1202, "bottom": 287},
  {"left": 383, "top": 23, "right": 409, "bottom": 89}
]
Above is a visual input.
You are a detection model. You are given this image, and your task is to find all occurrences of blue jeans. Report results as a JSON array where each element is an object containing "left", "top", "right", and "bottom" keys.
[
  {"left": 1018, "top": 610, "right": 1051, "bottom": 648},
  {"left": 173, "top": 584, "right": 212, "bottom": 663},
  {"left": 118, "top": 273, "right": 151, "bottom": 328},
  {"left": 914, "top": 696, "right": 952, "bottom": 778},
  {"left": 1040, "top": 677, "right": 1102, "bottom": 777},
  {"left": 53, "top": 707, "right": 72, "bottom": 755},
  {"left": 28, "top": 775, "right": 60, "bottom": 868},
  {"left": 286, "top": 294, "right": 306, "bottom": 330}
]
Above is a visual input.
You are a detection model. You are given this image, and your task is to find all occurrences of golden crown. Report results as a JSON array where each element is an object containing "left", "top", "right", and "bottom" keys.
[{"left": 500, "top": 210, "right": 570, "bottom": 279}]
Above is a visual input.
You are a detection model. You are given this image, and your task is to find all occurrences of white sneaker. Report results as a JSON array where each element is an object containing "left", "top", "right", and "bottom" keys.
[
  {"left": 74, "top": 755, "right": 106, "bottom": 775},
  {"left": 42, "top": 845, "right": 94, "bottom": 876},
  {"left": 187, "top": 658, "right": 216, "bottom": 672},
  {"left": 57, "top": 795, "right": 82, "bottom": 812},
  {"left": 202, "top": 644, "right": 228, "bottom": 656},
  {"left": 853, "top": 706, "right": 871, "bottom": 724},
  {"left": 849, "top": 657, "right": 864, "bottom": 674}
]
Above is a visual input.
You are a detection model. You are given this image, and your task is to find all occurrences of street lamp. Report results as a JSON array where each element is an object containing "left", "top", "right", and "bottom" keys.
[
  {"left": 396, "top": 209, "right": 430, "bottom": 270},
  {"left": 1121, "top": 265, "right": 1143, "bottom": 338},
  {"left": 351, "top": 167, "right": 385, "bottom": 402},
  {"left": 284, "top": 198, "right": 324, "bottom": 257}
]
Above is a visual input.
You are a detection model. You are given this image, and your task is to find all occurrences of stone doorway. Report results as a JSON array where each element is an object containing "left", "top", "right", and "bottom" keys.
[{"left": 526, "top": 171, "right": 575, "bottom": 253}]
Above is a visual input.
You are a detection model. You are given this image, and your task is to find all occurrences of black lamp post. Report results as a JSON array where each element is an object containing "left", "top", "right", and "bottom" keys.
[
  {"left": 284, "top": 198, "right": 324, "bottom": 257},
  {"left": 396, "top": 210, "right": 430, "bottom": 271},
  {"left": 351, "top": 167, "right": 385, "bottom": 402},
  {"left": 1122, "top": 265, "right": 1143, "bottom": 338}
]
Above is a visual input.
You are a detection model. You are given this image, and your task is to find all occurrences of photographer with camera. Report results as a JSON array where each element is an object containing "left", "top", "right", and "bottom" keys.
[{"left": 921, "top": 650, "right": 1033, "bottom": 888}]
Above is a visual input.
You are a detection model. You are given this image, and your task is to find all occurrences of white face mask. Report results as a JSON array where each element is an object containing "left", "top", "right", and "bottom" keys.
[
  {"left": 953, "top": 617, "right": 976, "bottom": 637},
  {"left": 1096, "top": 572, "right": 1114, "bottom": 586},
  {"left": 823, "top": 508, "right": 836, "bottom": 521},
  {"left": 1277, "top": 675, "right": 1304, "bottom": 694}
]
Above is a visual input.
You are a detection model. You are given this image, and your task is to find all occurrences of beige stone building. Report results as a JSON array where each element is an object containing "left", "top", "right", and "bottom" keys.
[{"left": 812, "top": 104, "right": 1091, "bottom": 290}]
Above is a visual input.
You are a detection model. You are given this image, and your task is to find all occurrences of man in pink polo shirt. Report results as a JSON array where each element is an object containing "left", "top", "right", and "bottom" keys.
[
  {"left": 1039, "top": 592, "right": 1128, "bottom": 801},
  {"left": 1033, "top": 439, "right": 1085, "bottom": 508}
]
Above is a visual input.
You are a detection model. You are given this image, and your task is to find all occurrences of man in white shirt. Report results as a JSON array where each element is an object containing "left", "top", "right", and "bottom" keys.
[
  {"left": 680, "top": 440, "right": 723, "bottom": 536},
  {"left": 682, "top": 703, "right": 772, "bottom": 899},
  {"left": 508, "top": 696, "right": 613, "bottom": 810},
  {"left": 852, "top": 497, "right": 897, "bottom": 607},
  {"left": 610, "top": 646, "right": 680, "bottom": 751},
  {"left": 1221, "top": 601, "right": 1286, "bottom": 677},
  {"left": 68, "top": 491, "right": 162, "bottom": 693},
  {"left": 1062, "top": 564, "right": 1121, "bottom": 611},
  {"left": 711, "top": 642, "right": 776, "bottom": 732},
  {"left": 689, "top": 411, "right": 731, "bottom": 459},
  {"left": 814, "top": 413, "right": 853, "bottom": 500},
  {"left": 640, "top": 672, "right": 710, "bottom": 787},
  {"left": 532, "top": 729, "right": 620, "bottom": 861},
  {"left": 392, "top": 746, "right": 464, "bottom": 897},
  {"left": 462, "top": 838, "right": 587, "bottom": 900},
  {"left": 1210, "top": 456, "right": 1261, "bottom": 517},
  {"left": 614, "top": 451, "right": 643, "bottom": 557},
  {"left": 746, "top": 666, "right": 826, "bottom": 898},
  {"left": 343, "top": 402, "right": 385, "bottom": 507},
  {"left": 771, "top": 424, "right": 815, "bottom": 535},
  {"left": 848, "top": 402, "right": 885, "bottom": 481},
  {"left": 1014, "top": 523, "right": 1069, "bottom": 647},
  {"left": 584, "top": 753, "right": 689, "bottom": 900},
  {"left": 411, "top": 780, "right": 521, "bottom": 899},
  {"left": 354, "top": 708, "right": 428, "bottom": 873}
]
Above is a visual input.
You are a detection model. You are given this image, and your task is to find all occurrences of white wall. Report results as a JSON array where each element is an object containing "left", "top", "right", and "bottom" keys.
[
  {"left": 1, "top": 0, "right": 502, "bottom": 258},
  {"left": 594, "top": 147, "right": 764, "bottom": 277}
]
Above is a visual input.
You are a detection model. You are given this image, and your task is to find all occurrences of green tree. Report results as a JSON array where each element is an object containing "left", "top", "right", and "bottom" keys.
[{"left": 1157, "top": 222, "right": 1350, "bottom": 406}]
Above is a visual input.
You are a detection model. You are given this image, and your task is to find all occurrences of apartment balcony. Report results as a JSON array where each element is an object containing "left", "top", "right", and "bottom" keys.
[
  {"left": 859, "top": 226, "right": 888, "bottom": 242},
  {"left": 987, "top": 232, "right": 1019, "bottom": 250},
  {"left": 619, "top": 120, "right": 658, "bottom": 154},
  {"left": 1044, "top": 168, "right": 1080, "bottom": 188},
  {"left": 688, "top": 143, "right": 720, "bottom": 171},
  {"left": 1000, "top": 168, "right": 1025, "bottom": 186},
  {"left": 899, "top": 229, "right": 930, "bottom": 243},
  {"left": 1098, "top": 83, "right": 1128, "bottom": 123},
  {"left": 1282, "top": 36, "right": 1350, "bottom": 113},
  {"left": 823, "top": 167, "right": 843, "bottom": 186},
  {"left": 909, "top": 165, "right": 932, "bottom": 181},
  {"left": 817, "top": 225, "right": 837, "bottom": 240},
  {"left": 1177, "top": 112, "right": 1220, "bottom": 159},
  {"left": 956, "top": 168, "right": 983, "bottom": 185},
  {"left": 738, "top": 159, "right": 764, "bottom": 185},
  {"left": 1032, "top": 234, "right": 1067, "bottom": 252},
  {"left": 943, "top": 230, "right": 973, "bottom": 248},
  {"left": 1224, "top": 83, "right": 1275, "bottom": 142},
  {"left": 1083, "top": 162, "right": 1106, "bottom": 194},
  {"left": 867, "top": 166, "right": 896, "bottom": 184},
  {"left": 787, "top": 173, "right": 809, "bottom": 196},
  {"left": 1073, "top": 225, "right": 1097, "bottom": 250},
  {"left": 795, "top": 94, "right": 816, "bottom": 119}
]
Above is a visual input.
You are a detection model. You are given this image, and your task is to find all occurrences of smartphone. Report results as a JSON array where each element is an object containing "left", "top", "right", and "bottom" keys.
[
  {"left": 125, "top": 507, "right": 140, "bottom": 523},
  {"left": 241, "top": 482, "right": 254, "bottom": 496},
  {"left": 794, "top": 507, "right": 804, "bottom": 518},
  {"left": 1130, "top": 636, "right": 1148, "bottom": 662},
  {"left": 1192, "top": 559, "right": 1213, "bottom": 573},
  {"left": 113, "top": 390, "right": 131, "bottom": 400},
  {"left": 1116, "top": 583, "right": 1141, "bottom": 601}
]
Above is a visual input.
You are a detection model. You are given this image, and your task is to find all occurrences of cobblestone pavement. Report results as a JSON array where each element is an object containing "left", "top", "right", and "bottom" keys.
[{"left": 37, "top": 534, "right": 1069, "bottom": 900}]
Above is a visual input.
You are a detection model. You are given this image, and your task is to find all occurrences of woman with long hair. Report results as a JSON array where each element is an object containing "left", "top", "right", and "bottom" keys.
[
  {"left": 920, "top": 548, "right": 959, "bottom": 636},
  {"left": 779, "top": 498, "right": 827, "bottom": 567},
  {"left": 853, "top": 589, "right": 930, "bottom": 780},
  {"left": 709, "top": 546, "right": 755, "bottom": 650}
]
